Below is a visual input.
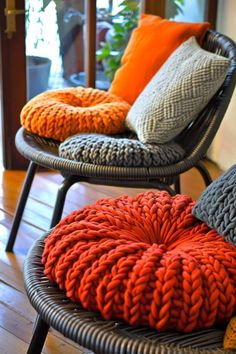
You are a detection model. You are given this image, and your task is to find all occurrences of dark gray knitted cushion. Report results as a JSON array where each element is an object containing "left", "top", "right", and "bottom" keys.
[
  {"left": 192, "top": 165, "right": 236, "bottom": 245},
  {"left": 59, "top": 133, "right": 185, "bottom": 167}
]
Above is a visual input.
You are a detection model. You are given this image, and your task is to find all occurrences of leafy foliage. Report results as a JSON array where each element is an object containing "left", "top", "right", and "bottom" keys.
[
  {"left": 29, "top": 0, "right": 185, "bottom": 80},
  {"left": 97, "top": 0, "right": 139, "bottom": 81},
  {"left": 98, "top": 0, "right": 184, "bottom": 81}
]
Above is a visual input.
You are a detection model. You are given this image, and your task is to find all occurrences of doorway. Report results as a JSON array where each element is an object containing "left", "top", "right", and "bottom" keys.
[{"left": 0, "top": 0, "right": 217, "bottom": 170}]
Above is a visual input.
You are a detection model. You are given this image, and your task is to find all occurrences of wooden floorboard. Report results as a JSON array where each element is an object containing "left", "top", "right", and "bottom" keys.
[{"left": 0, "top": 160, "right": 222, "bottom": 353}]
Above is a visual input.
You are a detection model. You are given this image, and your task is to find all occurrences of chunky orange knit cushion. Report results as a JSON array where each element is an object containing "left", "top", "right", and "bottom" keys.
[
  {"left": 21, "top": 87, "right": 131, "bottom": 141},
  {"left": 42, "top": 191, "right": 236, "bottom": 333}
]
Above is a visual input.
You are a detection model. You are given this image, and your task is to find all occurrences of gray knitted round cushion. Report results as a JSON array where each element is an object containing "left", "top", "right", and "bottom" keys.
[
  {"left": 192, "top": 165, "right": 236, "bottom": 245},
  {"left": 59, "top": 133, "right": 185, "bottom": 167}
]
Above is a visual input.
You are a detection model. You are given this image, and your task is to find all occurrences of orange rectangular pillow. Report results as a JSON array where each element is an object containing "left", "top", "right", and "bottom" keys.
[{"left": 109, "top": 14, "right": 210, "bottom": 104}]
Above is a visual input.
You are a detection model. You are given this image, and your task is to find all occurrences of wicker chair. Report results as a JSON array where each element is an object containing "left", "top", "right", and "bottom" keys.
[
  {"left": 24, "top": 233, "right": 235, "bottom": 354},
  {"left": 6, "top": 30, "right": 236, "bottom": 252}
]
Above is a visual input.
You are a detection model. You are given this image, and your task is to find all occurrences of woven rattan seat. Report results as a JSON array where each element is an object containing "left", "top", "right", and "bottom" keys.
[
  {"left": 6, "top": 30, "right": 236, "bottom": 253},
  {"left": 24, "top": 233, "right": 234, "bottom": 354}
]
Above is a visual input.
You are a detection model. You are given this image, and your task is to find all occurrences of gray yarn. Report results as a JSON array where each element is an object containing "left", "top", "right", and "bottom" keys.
[
  {"left": 59, "top": 133, "right": 185, "bottom": 167},
  {"left": 192, "top": 165, "right": 236, "bottom": 245}
]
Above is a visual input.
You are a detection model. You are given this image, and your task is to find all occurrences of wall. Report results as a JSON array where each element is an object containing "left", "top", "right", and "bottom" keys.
[{"left": 209, "top": 0, "right": 236, "bottom": 170}]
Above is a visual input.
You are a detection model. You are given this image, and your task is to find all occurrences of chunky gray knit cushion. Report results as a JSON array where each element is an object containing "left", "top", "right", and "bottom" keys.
[
  {"left": 126, "top": 36, "right": 230, "bottom": 144},
  {"left": 192, "top": 165, "right": 236, "bottom": 245},
  {"left": 59, "top": 133, "right": 185, "bottom": 167}
]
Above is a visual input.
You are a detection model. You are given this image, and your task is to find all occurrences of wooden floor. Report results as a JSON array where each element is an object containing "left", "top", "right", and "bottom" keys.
[{"left": 0, "top": 160, "right": 222, "bottom": 354}]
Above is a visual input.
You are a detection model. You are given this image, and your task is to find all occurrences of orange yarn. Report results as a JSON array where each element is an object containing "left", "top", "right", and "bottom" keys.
[
  {"left": 21, "top": 87, "right": 131, "bottom": 141},
  {"left": 224, "top": 316, "right": 236, "bottom": 349},
  {"left": 42, "top": 191, "right": 236, "bottom": 333}
]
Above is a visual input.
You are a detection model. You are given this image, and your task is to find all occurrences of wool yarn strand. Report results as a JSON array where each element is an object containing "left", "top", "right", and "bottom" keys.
[{"left": 42, "top": 191, "right": 236, "bottom": 333}]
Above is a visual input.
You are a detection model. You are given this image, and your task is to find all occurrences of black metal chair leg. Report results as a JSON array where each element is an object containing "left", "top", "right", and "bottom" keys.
[
  {"left": 50, "top": 175, "right": 81, "bottom": 228},
  {"left": 5, "top": 161, "right": 38, "bottom": 252},
  {"left": 27, "top": 315, "right": 49, "bottom": 354},
  {"left": 173, "top": 176, "right": 181, "bottom": 194},
  {"left": 195, "top": 161, "right": 213, "bottom": 187},
  {"left": 149, "top": 181, "right": 177, "bottom": 196}
]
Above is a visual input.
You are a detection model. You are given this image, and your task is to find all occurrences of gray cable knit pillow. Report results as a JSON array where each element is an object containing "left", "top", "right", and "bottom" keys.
[
  {"left": 59, "top": 133, "right": 185, "bottom": 167},
  {"left": 192, "top": 165, "right": 236, "bottom": 245},
  {"left": 126, "top": 36, "right": 230, "bottom": 144}
]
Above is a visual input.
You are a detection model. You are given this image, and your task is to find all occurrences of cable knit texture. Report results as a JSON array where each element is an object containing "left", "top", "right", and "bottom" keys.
[
  {"left": 192, "top": 165, "right": 236, "bottom": 245},
  {"left": 59, "top": 133, "right": 185, "bottom": 167},
  {"left": 21, "top": 87, "right": 131, "bottom": 141},
  {"left": 42, "top": 191, "right": 236, "bottom": 333},
  {"left": 126, "top": 37, "right": 230, "bottom": 144}
]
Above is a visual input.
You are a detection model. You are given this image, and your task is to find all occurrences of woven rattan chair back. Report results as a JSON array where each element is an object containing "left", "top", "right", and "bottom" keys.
[{"left": 176, "top": 30, "right": 236, "bottom": 157}]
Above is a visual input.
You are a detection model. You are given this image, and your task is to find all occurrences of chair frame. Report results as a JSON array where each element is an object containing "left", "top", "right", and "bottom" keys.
[{"left": 6, "top": 29, "right": 236, "bottom": 252}]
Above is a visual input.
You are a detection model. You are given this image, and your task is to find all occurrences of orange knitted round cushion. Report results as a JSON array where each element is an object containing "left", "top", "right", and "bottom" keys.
[
  {"left": 21, "top": 87, "right": 131, "bottom": 141},
  {"left": 42, "top": 191, "right": 236, "bottom": 333}
]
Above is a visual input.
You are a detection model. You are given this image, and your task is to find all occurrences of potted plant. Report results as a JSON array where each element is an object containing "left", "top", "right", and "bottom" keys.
[
  {"left": 98, "top": 0, "right": 184, "bottom": 82},
  {"left": 26, "top": 56, "right": 51, "bottom": 100}
]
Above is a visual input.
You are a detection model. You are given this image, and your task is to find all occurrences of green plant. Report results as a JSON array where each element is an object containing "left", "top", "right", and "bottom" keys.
[
  {"left": 97, "top": 0, "right": 139, "bottom": 81},
  {"left": 98, "top": 0, "right": 184, "bottom": 81}
]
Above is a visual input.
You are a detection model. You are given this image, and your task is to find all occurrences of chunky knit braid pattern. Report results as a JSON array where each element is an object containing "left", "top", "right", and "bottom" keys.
[
  {"left": 193, "top": 165, "right": 236, "bottom": 245},
  {"left": 21, "top": 87, "right": 131, "bottom": 141},
  {"left": 42, "top": 191, "right": 236, "bottom": 333},
  {"left": 59, "top": 133, "right": 185, "bottom": 167}
]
